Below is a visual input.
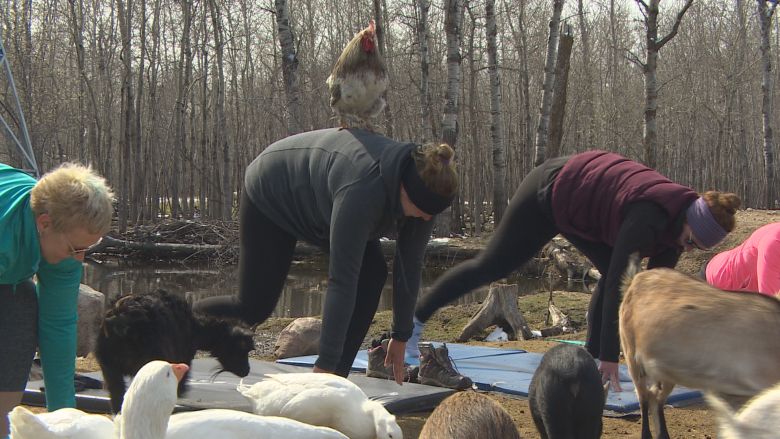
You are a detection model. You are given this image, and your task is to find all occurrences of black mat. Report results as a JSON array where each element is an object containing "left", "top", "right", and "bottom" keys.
[{"left": 22, "top": 358, "right": 455, "bottom": 415}]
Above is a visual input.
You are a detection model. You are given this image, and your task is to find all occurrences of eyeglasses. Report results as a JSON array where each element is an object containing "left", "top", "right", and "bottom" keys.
[
  {"left": 684, "top": 233, "right": 708, "bottom": 251},
  {"left": 64, "top": 234, "right": 104, "bottom": 256}
]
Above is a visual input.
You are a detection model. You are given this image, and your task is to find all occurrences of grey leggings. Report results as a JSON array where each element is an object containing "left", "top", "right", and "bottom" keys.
[{"left": 0, "top": 279, "right": 37, "bottom": 391}]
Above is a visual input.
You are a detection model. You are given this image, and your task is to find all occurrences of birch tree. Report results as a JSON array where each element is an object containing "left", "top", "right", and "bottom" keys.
[
  {"left": 533, "top": 0, "right": 564, "bottom": 167},
  {"left": 441, "top": 0, "right": 464, "bottom": 148},
  {"left": 758, "top": 0, "right": 777, "bottom": 208},
  {"left": 548, "top": 26, "right": 573, "bottom": 158},
  {"left": 634, "top": 0, "right": 694, "bottom": 169},
  {"left": 436, "top": 0, "right": 465, "bottom": 237},
  {"left": 486, "top": 0, "right": 506, "bottom": 225}
]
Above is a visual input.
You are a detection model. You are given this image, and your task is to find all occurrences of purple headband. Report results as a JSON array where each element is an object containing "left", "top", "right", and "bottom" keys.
[{"left": 686, "top": 197, "right": 728, "bottom": 249}]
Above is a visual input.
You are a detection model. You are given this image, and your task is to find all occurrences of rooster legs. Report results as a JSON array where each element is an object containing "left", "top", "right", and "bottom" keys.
[
  {"left": 361, "top": 117, "right": 377, "bottom": 133},
  {"left": 337, "top": 115, "right": 349, "bottom": 131}
]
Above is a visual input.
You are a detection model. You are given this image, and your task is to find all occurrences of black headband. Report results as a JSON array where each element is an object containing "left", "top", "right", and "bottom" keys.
[{"left": 401, "top": 159, "right": 455, "bottom": 216}]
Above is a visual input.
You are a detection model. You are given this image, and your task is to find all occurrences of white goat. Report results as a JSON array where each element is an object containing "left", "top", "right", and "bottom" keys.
[
  {"left": 706, "top": 381, "right": 780, "bottom": 439},
  {"left": 619, "top": 266, "right": 780, "bottom": 439}
]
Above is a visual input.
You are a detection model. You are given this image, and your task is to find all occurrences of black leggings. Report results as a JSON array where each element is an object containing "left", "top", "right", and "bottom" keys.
[
  {"left": 414, "top": 164, "right": 615, "bottom": 359},
  {"left": 194, "top": 191, "right": 387, "bottom": 376}
]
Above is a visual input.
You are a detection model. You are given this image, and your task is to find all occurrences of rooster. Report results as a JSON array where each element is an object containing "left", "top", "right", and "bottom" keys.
[{"left": 326, "top": 22, "right": 388, "bottom": 132}]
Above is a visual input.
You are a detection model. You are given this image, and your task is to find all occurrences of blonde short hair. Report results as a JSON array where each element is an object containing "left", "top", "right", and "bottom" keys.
[{"left": 30, "top": 163, "right": 114, "bottom": 235}]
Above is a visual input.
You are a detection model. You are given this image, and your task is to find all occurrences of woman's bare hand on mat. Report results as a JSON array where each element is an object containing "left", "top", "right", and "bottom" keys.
[
  {"left": 384, "top": 339, "right": 407, "bottom": 386},
  {"left": 599, "top": 360, "right": 622, "bottom": 391}
]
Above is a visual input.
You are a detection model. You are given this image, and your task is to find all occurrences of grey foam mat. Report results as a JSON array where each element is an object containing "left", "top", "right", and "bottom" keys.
[{"left": 23, "top": 358, "right": 455, "bottom": 415}]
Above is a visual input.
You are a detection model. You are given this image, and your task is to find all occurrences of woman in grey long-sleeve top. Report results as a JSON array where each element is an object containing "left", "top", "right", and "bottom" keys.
[{"left": 195, "top": 128, "right": 458, "bottom": 384}]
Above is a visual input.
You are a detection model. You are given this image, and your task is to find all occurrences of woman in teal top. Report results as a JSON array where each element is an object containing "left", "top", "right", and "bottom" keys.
[{"left": 0, "top": 163, "right": 113, "bottom": 438}]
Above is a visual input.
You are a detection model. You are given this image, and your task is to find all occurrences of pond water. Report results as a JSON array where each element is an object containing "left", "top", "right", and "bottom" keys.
[{"left": 81, "top": 258, "right": 593, "bottom": 318}]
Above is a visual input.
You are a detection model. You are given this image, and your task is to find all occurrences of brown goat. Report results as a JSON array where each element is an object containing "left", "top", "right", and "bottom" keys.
[
  {"left": 619, "top": 267, "right": 780, "bottom": 439},
  {"left": 418, "top": 392, "right": 521, "bottom": 439}
]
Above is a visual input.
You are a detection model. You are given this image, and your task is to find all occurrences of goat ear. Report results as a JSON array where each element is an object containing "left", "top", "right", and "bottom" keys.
[{"left": 103, "top": 315, "right": 129, "bottom": 337}]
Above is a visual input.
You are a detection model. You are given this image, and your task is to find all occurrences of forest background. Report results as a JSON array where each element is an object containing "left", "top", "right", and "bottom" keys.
[{"left": 0, "top": 0, "right": 778, "bottom": 234}]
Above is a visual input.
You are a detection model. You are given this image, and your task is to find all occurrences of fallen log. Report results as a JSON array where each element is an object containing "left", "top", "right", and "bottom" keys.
[{"left": 89, "top": 236, "right": 484, "bottom": 264}]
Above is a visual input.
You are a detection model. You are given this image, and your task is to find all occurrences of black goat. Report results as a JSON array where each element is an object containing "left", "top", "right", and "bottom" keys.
[{"left": 93, "top": 289, "right": 255, "bottom": 413}]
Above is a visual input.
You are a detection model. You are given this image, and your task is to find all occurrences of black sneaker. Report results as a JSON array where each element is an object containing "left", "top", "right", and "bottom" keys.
[
  {"left": 418, "top": 342, "right": 473, "bottom": 390},
  {"left": 366, "top": 338, "right": 419, "bottom": 383}
]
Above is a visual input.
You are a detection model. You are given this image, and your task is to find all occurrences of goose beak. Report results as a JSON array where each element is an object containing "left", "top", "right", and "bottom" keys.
[{"left": 171, "top": 363, "right": 190, "bottom": 382}]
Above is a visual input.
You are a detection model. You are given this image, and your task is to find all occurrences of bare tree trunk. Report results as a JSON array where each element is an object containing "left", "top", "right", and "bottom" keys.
[
  {"left": 117, "top": 0, "right": 135, "bottom": 232},
  {"left": 173, "top": 0, "right": 192, "bottom": 220},
  {"left": 486, "top": 0, "right": 506, "bottom": 225},
  {"left": 635, "top": 0, "right": 694, "bottom": 169},
  {"left": 577, "top": 0, "right": 594, "bottom": 150},
  {"left": 276, "top": 0, "right": 301, "bottom": 136},
  {"left": 441, "top": 0, "right": 464, "bottom": 148},
  {"left": 436, "top": 0, "right": 464, "bottom": 238},
  {"left": 548, "top": 26, "right": 573, "bottom": 159},
  {"left": 736, "top": 0, "right": 749, "bottom": 206},
  {"left": 133, "top": 0, "right": 146, "bottom": 224},
  {"left": 759, "top": 0, "right": 777, "bottom": 208},
  {"left": 417, "top": 0, "right": 431, "bottom": 143},
  {"left": 67, "top": 0, "right": 103, "bottom": 173},
  {"left": 148, "top": 0, "right": 161, "bottom": 222},
  {"left": 373, "top": 0, "right": 392, "bottom": 137},
  {"left": 534, "top": 0, "right": 564, "bottom": 167},
  {"left": 609, "top": 0, "right": 619, "bottom": 152},
  {"left": 466, "top": 7, "right": 481, "bottom": 237},
  {"left": 208, "top": 0, "right": 231, "bottom": 220}
]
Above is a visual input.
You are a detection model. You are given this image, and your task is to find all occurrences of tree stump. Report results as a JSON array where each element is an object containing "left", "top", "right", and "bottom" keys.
[{"left": 457, "top": 283, "right": 533, "bottom": 342}]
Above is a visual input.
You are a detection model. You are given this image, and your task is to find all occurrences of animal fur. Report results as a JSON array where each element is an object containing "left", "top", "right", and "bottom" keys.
[
  {"left": 418, "top": 392, "right": 521, "bottom": 439},
  {"left": 619, "top": 266, "right": 780, "bottom": 439},
  {"left": 94, "top": 289, "right": 255, "bottom": 413},
  {"left": 706, "top": 382, "right": 780, "bottom": 439}
]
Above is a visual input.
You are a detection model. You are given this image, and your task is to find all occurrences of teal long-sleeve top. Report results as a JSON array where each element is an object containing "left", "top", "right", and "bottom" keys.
[{"left": 0, "top": 163, "right": 81, "bottom": 410}]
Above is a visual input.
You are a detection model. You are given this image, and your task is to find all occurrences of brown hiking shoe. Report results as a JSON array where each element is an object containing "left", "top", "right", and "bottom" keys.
[
  {"left": 418, "top": 342, "right": 473, "bottom": 390},
  {"left": 366, "top": 338, "right": 419, "bottom": 383}
]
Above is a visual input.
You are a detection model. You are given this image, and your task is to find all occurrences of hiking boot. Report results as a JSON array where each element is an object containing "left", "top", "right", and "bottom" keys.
[
  {"left": 418, "top": 342, "right": 473, "bottom": 390},
  {"left": 366, "top": 338, "right": 419, "bottom": 383}
]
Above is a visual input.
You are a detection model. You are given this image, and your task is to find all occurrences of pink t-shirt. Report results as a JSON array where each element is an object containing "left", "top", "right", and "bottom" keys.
[{"left": 706, "top": 222, "right": 780, "bottom": 295}]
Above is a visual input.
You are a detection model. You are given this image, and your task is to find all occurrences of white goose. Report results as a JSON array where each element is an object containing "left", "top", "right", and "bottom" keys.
[
  {"left": 12, "top": 361, "right": 349, "bottom": 439},
  {"left": 9, "top": 407, "right": 117, "bottom": 439},
  {"left": 9, "top": 361, "right": 188, "bottom": 439},
  {"left": 238, "top": 372, "right": 403, "bottom": 439}
]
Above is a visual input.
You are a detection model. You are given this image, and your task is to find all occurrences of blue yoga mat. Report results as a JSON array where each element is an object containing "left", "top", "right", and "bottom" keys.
[{"left": 277, "top": 343, "right": 703, "bottom": 413}]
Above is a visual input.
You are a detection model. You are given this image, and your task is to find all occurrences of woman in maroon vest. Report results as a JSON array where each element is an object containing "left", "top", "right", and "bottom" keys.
[{"left": 414, "top": 151, "right": 740, "bottom": 390}]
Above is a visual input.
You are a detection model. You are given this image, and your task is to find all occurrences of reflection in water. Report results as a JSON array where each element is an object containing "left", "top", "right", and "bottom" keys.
[{"left": 82, "top": 259, "right": 593, "bottom": 318}]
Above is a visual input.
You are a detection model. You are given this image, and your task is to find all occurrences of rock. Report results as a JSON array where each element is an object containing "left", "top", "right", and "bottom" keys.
[
  {"left": 274, "top": 317, "right": 322, "bottom": 359},
  {"left": 77, "top": 284, "right": 106, "bottom": 358}
]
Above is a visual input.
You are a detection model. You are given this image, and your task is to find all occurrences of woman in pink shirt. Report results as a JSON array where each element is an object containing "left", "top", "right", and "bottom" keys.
[{"left": 702, "top": 222, "right": 780, "bottom": 295}]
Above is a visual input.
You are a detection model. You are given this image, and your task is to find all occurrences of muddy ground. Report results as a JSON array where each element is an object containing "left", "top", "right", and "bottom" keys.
[{"left": 53, "top": 209, "right": 780, "bottom": 438}]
